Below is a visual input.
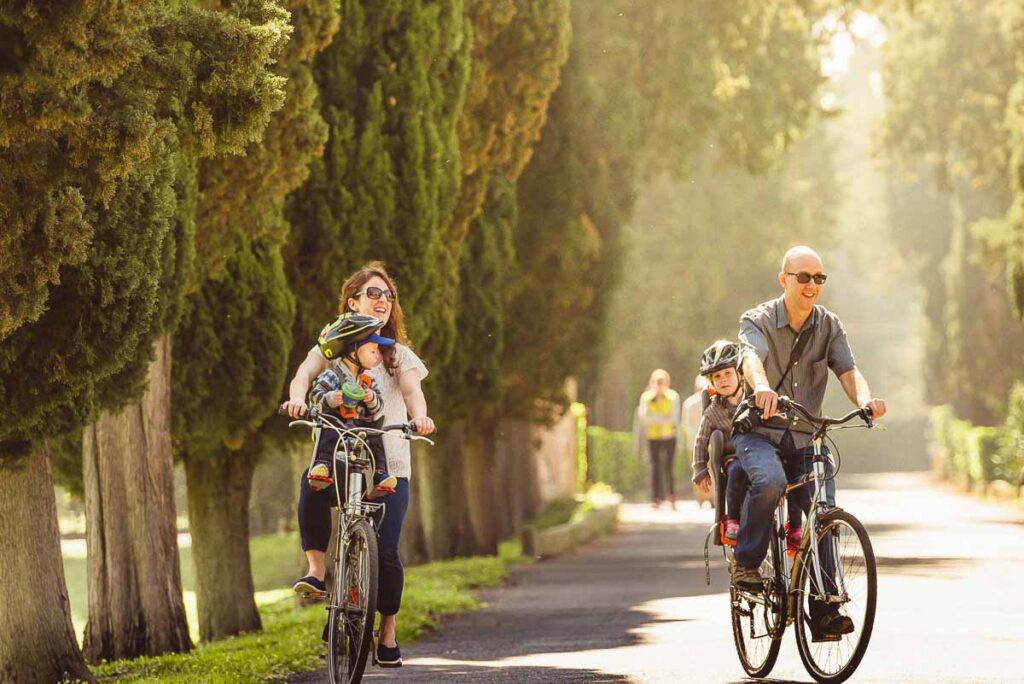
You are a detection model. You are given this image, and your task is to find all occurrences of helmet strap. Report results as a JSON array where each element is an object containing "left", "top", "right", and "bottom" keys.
[{"left": 342, "top": 350, "right": 365, "bottom": 374}]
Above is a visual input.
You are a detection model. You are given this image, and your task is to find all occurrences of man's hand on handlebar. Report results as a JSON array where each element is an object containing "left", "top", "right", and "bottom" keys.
[
  {"left": 754, "top": 385, "right": 780, "bottom": 419},
  {"left": 280, "top": 399, "right": 308, "bottom": 418},
  {"left": 862, "top": 398, "right": 886, "bottom": 420},
  {"left": 410, "top": 416, "right": 435, "bottom": 436},
  {"left": 696, "top": 474, "right": 712, "bottom": 494}
]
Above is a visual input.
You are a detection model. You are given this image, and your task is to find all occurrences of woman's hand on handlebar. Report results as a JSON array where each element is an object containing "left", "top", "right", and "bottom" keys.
[
  {"left": 280, "top": 399, "right": 308, "bottom": 418},
  {"left": 410, "top": 416, "right": 435, "bottom": 436}
]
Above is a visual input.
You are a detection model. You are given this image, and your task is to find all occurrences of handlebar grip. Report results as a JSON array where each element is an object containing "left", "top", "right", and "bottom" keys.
[
  {"left": 382, "top": 422, "right": 415, "bottom": 432},
  {"left": 862, "top": 406, "right": 874, "bottom": 427}
]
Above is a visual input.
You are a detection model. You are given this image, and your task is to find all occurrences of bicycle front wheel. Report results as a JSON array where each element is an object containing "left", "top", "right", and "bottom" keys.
[
  {"left": 730, "top": 531, "right": 786, "bottom": 678},
  {"left": 328, "top": 518, "right": 379, "bottom": 684},
  {"left": 794, "top": 509, "right": 877, "bottom": 684}
]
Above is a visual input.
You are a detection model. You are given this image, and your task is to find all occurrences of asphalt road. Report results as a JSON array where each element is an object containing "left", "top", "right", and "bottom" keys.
[{"left": 291, "top": 473, "right": 1024, "bottom": 683}]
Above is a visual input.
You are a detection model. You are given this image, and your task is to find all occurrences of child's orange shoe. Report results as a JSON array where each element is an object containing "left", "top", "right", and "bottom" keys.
[
  {"left": 307, "top": 463, "right": 333, "bottom": 491},
  {"left": 366, "top": 473, "right": 397, "bottom": 500}
]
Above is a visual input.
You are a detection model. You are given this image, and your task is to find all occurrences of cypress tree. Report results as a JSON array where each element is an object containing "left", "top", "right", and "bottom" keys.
[
  {"left": 507, "top": 0, "right": 831, "bottom": 421},
  {"left": 172, "top": 0, "right": 338, "bottom": 641},
  {"left": 80, "top": 0, "right": 293, "bottom": 659},
  {"left": 0, "top": 4, "right": 196, "bottom": 678},
  {"left": 0, "top": 2, "right": 291, "bottom": 674},
  {"left": 416, "top": 0, "right": 570, "bottom": 557},
  {"left": 174, "top": 237, "right": 296, "bottom": 640},
  {"left": 285, "top": 0, "right": 472, "bottom": 374}
]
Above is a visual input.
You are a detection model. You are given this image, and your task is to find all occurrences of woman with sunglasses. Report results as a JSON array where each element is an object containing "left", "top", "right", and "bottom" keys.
[{"left": 281, "top": 261, "right": 436, "bottom": 668}]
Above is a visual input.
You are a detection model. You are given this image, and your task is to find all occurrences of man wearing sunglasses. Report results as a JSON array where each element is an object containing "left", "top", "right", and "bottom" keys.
[{"left": 729, "top": 245, "right": 887, "bottom": 639}]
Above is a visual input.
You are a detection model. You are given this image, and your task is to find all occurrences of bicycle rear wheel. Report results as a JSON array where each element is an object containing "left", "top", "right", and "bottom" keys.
[
  {"left": 328, "top": 518, "right": 379, "bottom": 684},
  {"left": 794, "top": 509, "right": 877, "bottom": 684},
  {"left": 730, "top": 531, "right": 786, "bottom": 678}
]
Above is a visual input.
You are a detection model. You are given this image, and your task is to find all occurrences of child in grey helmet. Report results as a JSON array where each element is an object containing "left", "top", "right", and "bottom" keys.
[
  {"left": 306, "top": 313, "right": 397, "bottom": 498},
  {"left": 692, "top": 340, "right": 803, "bottom": 550}
]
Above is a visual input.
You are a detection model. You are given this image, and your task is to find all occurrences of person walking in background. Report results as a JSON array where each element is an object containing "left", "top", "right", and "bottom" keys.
[{"left": 637, "top": 369, "right": 682, "bottom": 509}]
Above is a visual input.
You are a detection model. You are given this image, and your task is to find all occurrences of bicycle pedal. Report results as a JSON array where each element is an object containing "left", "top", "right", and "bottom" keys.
[
  {"left": 303, "top": 590, "right": 328, "bottom": 600},
  {"left": 812, "top": 632, "right": 843, "bottom": 643}
]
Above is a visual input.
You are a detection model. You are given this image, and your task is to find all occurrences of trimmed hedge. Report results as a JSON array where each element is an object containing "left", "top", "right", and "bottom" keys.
[
  {"left": 587, "top": 426, "right": 645, "bottom": 495},
  {"left": 931, "top": 399, "right": 1024, "bottom": 489}
]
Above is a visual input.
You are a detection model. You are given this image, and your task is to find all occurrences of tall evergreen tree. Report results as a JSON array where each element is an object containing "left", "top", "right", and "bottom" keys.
[
  {"left": 508, "top": 0, "right": 830, "bottom": 421},
  {"left": 0, "top": 2, "right": 291, "bottom": 676},
  {"left": 171, "top": 0, "right": 338, "bottom": 641},
  {"left": 410, "top": 0, "right": 570, "bottom": 557},
  {"left": 174, "top": 237, "right": 296, "bottom": 640},
  {"left": 80, "top": 0, "right": 293, "bottom": 660},
  {"left": 285, "top": 0, "right": 472, "bottom": 373},
  {"left": 880, "top": 0, "right": 1024, "bottom": 423}
]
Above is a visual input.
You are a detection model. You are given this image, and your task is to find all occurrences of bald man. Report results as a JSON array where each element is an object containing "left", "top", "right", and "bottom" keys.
[{"left": 730, "top": 246, "right": 886, "bottom": 638}]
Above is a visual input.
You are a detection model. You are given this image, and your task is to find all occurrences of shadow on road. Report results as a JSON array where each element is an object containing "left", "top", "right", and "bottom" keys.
[{"left": 874, "top": 555, "right": 974, "bottom": 578}]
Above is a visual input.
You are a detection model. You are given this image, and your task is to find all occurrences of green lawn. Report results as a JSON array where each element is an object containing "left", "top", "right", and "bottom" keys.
[
  {"left": 67, "top": 536, "right": 524, "bottom": 683},
  {"left": 63, "top": 532, "right": 306, "bottom": 645}
]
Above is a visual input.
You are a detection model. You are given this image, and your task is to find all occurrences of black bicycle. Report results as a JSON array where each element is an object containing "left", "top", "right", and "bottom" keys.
[
  {"left": 704, "top": 397, "right": 879, "bottom": 684},
  {"left": 285, "top": 407, "right": 433, "bottom": 684}
]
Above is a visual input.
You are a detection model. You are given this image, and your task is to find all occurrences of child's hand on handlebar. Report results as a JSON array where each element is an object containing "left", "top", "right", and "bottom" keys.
[{"left": 410, "top": 416, "right": 435, "bottom": 435}]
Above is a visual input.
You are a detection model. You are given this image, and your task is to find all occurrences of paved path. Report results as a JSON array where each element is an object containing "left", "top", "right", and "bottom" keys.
[{"left": 291, "top": 473, "right": 1024, "bottom": 683}]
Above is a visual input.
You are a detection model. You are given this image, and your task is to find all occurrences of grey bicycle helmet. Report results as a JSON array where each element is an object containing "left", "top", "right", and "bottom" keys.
[
  {"left": 317, "top": 313, "right": 394, "bottom": 360},
  {"left": 699, "top": 340, "right": 742, "bottom": 376}
]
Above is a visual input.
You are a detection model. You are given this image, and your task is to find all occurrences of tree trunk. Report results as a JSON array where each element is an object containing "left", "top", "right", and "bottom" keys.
[
  {"left": 82, "top": 335, "right": 191, "bottom": 662},
  {"left": 0, "top": 449, "right": 94, "bottom": 683},
  {"left": 184, "top": 453, "right": 261, "bottom": 641},
  {"left": 461, "top": 419, "right": 499, "bottom": 555},
  {"left": 248, "top": 438, "right": 300, "bottom": 536}
]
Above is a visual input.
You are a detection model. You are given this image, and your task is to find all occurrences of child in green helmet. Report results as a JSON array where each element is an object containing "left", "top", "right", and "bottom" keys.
[{"left": 305, "top": 313, "right": 397, "bottom": 498}]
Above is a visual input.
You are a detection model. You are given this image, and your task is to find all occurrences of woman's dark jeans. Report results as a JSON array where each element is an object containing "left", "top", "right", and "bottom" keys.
[{"left": 298, "top": 469, "right": 410, "bottom": 616}]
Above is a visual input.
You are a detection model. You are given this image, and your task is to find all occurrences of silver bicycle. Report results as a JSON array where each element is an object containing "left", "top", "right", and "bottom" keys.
[
  {"left": 285, "top": 407, "right": 434, "bottom": 684},
  {"left": 705, "top": 397, "right": 878, "bottom": 684}
]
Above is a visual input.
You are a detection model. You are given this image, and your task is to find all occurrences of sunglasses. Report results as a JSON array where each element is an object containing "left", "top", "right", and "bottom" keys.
[
  {"left": 786, "top": 271, "right": 828, "bottom": 285},
  {"left": 355, "top": 286, "right": 398, "bottom": 302}
]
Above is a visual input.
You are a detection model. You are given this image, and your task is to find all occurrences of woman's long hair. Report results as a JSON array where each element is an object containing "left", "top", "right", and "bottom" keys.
[{"left": 338, "top": 261, "right": 409, "bottom": 375}]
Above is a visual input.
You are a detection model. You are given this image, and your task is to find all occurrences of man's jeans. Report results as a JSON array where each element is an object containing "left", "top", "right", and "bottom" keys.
[{"left": 732, "top": 431, "right": 835, "bottom": 569}]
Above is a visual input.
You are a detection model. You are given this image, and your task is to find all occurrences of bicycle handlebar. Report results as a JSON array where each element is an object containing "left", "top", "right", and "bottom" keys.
[
  {"left": 776, "top": 396, "right": 873, "bottom": 429},
  {"left": 277, "top": 405, "right": 434, "bottom": 444}
]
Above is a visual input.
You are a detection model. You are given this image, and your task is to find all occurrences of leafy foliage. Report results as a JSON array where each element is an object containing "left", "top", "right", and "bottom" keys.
[
  {"left": 0, "top": 2, "right": 289, "bottom": 466},
  {"left": 284, "top": 0, "right": 472, "bottom": 369},
  {"left": 506, "top": 0, "right": 832, "bottom": 419}
]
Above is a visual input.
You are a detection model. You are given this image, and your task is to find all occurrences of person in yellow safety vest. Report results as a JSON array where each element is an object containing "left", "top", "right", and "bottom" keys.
[{"left": 637, "top": 369, "right": 682, "bottom": 509}]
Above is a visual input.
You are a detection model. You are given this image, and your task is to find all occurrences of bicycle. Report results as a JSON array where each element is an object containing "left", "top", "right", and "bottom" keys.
[
  {"left": 703, "top": 397, "right": 879, "bottom": 684},
  {"left": 283, "top": 406, "right": 434, "bottom": 684}
]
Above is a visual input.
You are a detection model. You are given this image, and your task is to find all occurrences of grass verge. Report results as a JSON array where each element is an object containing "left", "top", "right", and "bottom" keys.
[{"left": 92, "top": 539, "right": 525, "bottom": 683}]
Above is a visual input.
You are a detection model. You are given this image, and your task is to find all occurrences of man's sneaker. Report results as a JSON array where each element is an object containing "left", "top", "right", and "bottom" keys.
[
  {"left": 375, "top": 641, "right": 402, "bottom": 668},
  {"left": 293, "top": 575, "right": 326, "bottom": 597},
  {"left": 724, "top": 518, "right": 740, "bottom": 542},
  {"left": 367, "top": 472, "right": 398, "bottom": 500},
  {"left": 307, "top": 463, "right": 333, "bottom": 491},
  {"left": 786, "top": 526, "right": 803, "bottom": 557},
  {"left": 731, "top": 564, "right": 763, "bottom": 592}
]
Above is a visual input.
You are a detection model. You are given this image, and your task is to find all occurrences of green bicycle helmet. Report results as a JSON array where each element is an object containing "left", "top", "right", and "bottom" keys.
[
  {"left": 699, "top": 339, "right": 742, "bottom": 377},
  {"left": 317, "top": 313, "right": 395, "bottom": 360}
]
